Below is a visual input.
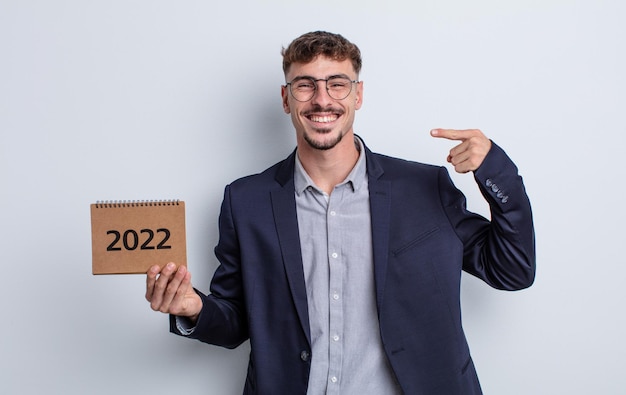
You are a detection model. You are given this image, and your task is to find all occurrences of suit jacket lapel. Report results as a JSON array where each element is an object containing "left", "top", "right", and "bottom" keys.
[
  {"left": 365, "top": 146, "right": 392, "bottom": 313},
  {"left": 271, "top": 151, "right": 311, "bottom": 343}
]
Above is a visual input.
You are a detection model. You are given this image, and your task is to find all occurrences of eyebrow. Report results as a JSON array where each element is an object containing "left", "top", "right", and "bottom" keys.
[{"left": 289, "top": 73, "right": 353, "bottom": 82}]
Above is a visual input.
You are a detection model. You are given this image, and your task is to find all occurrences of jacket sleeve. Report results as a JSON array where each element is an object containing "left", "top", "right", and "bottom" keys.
[
  {"left": 440, "top": 141, "right": 536, "bottom": 290},
  {"left": 169, "top": 184, "right": 249, "bottom": 348}
]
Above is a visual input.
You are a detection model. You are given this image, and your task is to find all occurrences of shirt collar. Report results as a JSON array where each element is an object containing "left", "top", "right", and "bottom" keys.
[{"left": 294, "top": 137, "right": 367, "bottom": 196}]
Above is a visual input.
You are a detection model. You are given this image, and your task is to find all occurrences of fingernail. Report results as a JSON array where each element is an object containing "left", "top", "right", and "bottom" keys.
[
  {"left": 430, "top": 129, "right": 439, "bottom": 136},
  {"left": 167, "top": 262, "right": 175, "bottom": 270}
]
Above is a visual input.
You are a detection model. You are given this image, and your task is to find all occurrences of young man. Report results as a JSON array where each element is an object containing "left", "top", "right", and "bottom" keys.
[{"left": 146, "top": 31, "right": 535, "bottom": 394}]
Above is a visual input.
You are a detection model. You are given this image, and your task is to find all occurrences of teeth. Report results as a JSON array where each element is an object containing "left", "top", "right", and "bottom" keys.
[{"left": 309, "top": 115, "right": 337, "bottom": 123}]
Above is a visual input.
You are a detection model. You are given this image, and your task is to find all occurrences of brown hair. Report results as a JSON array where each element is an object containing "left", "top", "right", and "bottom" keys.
[{"left": 281, "top": 31, "right": 362, "bottom": 76}]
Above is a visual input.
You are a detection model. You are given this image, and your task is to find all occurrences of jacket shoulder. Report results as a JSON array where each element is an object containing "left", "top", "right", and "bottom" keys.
[{"left": 227, "top": 151, "right": 295, "bottom": 192}]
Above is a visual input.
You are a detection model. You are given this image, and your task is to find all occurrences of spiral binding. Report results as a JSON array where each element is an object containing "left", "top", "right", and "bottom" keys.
[{"left": 94, "top": 200, "right": 181, "bottom": 208}]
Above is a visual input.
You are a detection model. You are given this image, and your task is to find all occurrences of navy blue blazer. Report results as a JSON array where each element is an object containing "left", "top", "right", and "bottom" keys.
[{"left": 171, "top": 139, "right": 535, "bottom": 394}]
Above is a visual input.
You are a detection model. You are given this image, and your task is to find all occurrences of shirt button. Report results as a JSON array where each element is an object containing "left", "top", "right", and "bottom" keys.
[
  {"left": 330, "top": 211, "right": 336, "bottom": 216},
  {"left": 332, "top": 293, "right": 339, "bottom": 300},
  {"left": 330, "top": 376, "right": 338, "bottom": 383},
  {"left": 331, "top": 252, "right": 338, "bottom": 259},
  {"left": 332, "top": 335, "right": 339, "bottom": 342}
]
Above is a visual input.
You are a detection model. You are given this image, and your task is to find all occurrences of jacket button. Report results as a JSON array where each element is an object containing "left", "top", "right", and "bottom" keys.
[{"left": 300, "top": 351, "right": 310, "bottom": 362}]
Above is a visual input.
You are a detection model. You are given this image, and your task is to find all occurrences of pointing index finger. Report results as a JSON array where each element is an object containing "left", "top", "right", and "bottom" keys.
[{"left": 430, "top": 128, "right": 471, "bottom": 141}]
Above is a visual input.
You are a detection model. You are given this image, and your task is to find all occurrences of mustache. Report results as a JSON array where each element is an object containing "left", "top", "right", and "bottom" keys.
[{"left": 303, "top": 104, "right": 344, "bottom": 116}]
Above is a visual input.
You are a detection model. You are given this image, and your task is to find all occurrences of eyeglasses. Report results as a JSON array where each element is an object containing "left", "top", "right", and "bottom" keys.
[{"left": 286, "top": 76, "right": 358, "bottom": 102}]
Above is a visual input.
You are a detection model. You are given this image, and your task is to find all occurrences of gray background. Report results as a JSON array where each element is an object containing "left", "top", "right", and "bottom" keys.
[{"left": 1, "top": 0, "right": 624, "bottom": 394}]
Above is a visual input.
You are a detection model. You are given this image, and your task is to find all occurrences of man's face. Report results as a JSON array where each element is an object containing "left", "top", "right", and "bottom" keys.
[{"left": 281, "top": 56, "right": 363, "bottom": 151}]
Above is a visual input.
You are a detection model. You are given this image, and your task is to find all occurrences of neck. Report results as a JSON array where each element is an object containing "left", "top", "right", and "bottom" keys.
[{"left": 297, "top": 132, "right": 360, "bottom": 195}]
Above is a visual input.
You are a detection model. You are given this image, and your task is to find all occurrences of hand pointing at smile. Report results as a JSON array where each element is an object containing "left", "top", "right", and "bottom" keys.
[{"left": 431, "top": 128, "right": 492, "bottom": 174}]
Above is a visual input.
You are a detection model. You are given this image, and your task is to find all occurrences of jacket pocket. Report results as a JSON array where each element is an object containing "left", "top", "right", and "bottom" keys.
[{"left": 392, "top": 226, "right": 440, "bottom": 257}]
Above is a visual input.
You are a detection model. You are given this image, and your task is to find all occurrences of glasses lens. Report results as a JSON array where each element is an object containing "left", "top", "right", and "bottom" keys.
[
  {"left": 290, "top": 78, "right": 316, "bottom": 102},
  {"left": 326, "top": 77, "right": 353, "bottom": 100}
]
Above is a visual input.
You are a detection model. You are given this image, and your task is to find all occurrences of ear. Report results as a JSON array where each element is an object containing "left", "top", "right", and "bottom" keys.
[
  {"left": 355, "top": 81, "right": 364, "bottom": 110},
  {"left": 281, "top": 85, "right": 290, "bottom": 114}
]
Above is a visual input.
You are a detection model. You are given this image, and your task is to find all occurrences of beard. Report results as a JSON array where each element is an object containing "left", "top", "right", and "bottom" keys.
[
  {"left": 303, "top": 128, "right": 345, "bottom": 151},
  {"left": 301, "top": 104, "right": 346, "bottom": 150}
]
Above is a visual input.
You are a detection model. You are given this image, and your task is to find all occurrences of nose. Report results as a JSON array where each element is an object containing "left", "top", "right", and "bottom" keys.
[{"left": 310, "top": 81, "right": 334, "bottom": 106}]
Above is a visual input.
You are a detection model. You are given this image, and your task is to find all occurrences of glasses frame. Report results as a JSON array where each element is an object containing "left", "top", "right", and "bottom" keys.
[{"left": 285, "top": 76, "right": 359, "bottom": 102}]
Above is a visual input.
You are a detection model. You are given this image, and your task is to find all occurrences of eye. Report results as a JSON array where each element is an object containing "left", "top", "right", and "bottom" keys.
[
  {"left": 293, "top": 80, "right": 315, "bottom": 90},
  {"left": 329, "top": 81, "right": 347, "bottom": 88},
  {"left": 328, "top": 78, "right": 349, "bottom": 89}
]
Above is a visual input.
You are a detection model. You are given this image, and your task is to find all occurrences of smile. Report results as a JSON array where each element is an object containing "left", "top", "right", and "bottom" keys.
[{"left": 307, "top": 113, "right": 339, "bottom": 123}]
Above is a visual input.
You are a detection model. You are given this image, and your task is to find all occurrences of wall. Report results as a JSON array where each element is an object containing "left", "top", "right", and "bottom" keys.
[{"left": 1, "top": 0, "right": 624, "bottom": 393}]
